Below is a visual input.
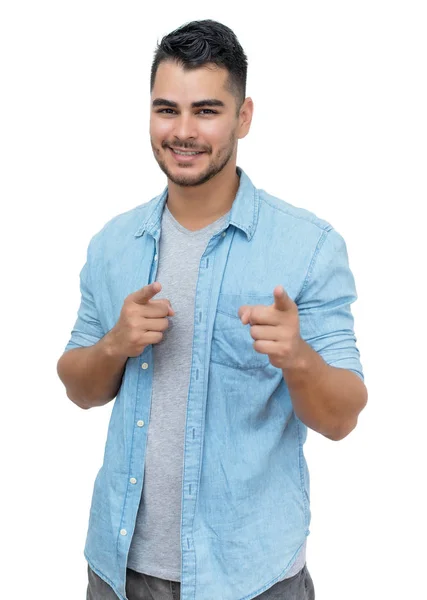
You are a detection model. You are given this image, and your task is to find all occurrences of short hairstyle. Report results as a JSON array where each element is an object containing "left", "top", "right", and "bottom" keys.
[{"left": 150, "top": 19, "right": 248, "bottom": 113}]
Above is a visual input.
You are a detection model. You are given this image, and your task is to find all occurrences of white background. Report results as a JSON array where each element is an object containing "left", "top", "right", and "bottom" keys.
[{"left": 1, "top": 1, "right": 426, "bottom": 598}]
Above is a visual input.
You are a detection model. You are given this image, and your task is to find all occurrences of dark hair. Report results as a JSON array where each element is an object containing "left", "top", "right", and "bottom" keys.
[{"left": 150, "top": 19, "right": 248, "bottom": 113}]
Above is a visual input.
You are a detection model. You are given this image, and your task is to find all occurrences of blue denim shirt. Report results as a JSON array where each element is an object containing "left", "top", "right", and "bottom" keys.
[{"left": 63, "top": 167, "right": 364, "bottom": 600}]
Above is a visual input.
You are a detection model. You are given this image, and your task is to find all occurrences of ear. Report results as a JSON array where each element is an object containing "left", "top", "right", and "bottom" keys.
[{"left": 237, "top": 97, "right": 254, "bottom": 140}]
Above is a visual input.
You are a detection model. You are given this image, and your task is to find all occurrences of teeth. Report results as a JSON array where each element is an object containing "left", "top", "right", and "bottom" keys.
[{"left": 172, "top": 149, "right": 201, "bottom": 156}]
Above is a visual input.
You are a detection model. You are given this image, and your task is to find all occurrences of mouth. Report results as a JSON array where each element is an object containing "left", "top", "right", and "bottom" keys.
[{"left": 168, "top": 147, "right": 206, "bottom": 163}]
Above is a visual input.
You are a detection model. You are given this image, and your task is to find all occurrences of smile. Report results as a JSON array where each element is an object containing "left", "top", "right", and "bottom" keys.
[
  {"left": 170, "top": 148, "right": 204, "bottom": 156},
  {"left": 168, "top": 147, "right": 206, "bottom": 163}
]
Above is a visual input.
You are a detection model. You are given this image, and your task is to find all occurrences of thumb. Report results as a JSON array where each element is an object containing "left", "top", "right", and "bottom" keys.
[{"left": 238, "top": 305, "right": 251, "bottom": 325}]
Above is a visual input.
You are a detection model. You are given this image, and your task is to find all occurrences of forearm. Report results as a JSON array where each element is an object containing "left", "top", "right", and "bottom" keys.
[
  {"left": 282, "top": 340, "right": 368, "bottom": 440},
  {"left": 57, "top": 332, "right": 128, "bottom": 409}
]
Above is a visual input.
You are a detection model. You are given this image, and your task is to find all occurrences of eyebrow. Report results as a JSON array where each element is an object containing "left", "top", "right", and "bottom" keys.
[{"left": 152, "top": 98, "right": 225, "bottom": 109}]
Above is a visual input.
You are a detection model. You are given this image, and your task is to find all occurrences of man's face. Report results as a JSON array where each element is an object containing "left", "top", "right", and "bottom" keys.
[{"left": 150, "top": 61, "right": 246, "bottom": 187}]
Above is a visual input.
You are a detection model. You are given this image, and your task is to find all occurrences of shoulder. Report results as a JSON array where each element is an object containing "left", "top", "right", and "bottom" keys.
[
  {"left": 255, "top": 188, "right": 350, "bottom": 269},
  {"left": 86, "top": 195, "right": 160, "bottom": 254},
  {"left": 258, "top": 188, "right": 333, "bottom": 234}
]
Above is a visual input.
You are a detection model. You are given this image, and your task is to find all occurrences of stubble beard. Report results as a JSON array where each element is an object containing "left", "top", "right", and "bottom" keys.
[{"left": 151, "top": 134, "right": 236, "bottom": 188}]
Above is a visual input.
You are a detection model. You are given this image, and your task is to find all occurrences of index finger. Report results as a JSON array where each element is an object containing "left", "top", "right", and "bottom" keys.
[
  {"left": 273, "top": 286, "right": 294, "bottom": 312},
  {"left": 131, "top": 282, "right": 161, "bottom": 305}
]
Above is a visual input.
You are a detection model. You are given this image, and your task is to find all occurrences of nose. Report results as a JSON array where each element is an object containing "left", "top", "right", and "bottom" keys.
[{"left": 172, "top": 113, "right": 198, "bottom": 143}]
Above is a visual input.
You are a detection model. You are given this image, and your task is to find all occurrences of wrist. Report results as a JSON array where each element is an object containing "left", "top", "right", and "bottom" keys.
[
  {"left": 99, "top": 329, "right": 128, "bottom": 361},
  {"left": 281, "top": 339, "right": 322, "bottom": 382},
  {"left": 283, "top": 339, "right": 311, "bottom": 371}
]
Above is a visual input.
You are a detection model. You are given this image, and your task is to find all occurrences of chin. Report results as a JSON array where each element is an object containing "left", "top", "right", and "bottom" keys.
[
  {"left": 168, "top": 173, "right": 211, "bottom": 187},
  {"left": 155, "top": 160, "right": 213, "bottom": 188}
]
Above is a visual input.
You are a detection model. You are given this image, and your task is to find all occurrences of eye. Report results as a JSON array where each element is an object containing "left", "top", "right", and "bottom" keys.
[{"left": 155, "top": 108, "right": 218, "bottom": 115}]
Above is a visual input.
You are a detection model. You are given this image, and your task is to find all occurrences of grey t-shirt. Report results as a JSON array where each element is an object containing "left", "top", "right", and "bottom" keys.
[{"left": 126, "top": 202, "right": 306, "bottom": 581}]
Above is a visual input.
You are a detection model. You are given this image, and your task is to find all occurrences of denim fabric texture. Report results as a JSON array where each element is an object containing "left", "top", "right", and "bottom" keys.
[{"left": 65, "top": 167, "right": 363, "bottom": 600}]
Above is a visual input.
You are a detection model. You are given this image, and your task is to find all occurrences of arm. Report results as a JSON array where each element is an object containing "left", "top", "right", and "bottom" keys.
[
  {"left": 57, "top": 332, "right": 128, "bottom": 409},
  {"left": 289, "top": 227, "right": 367, "bottom": 440},
  {"left": 282, "top": 341, "right": 367, "bottom": 440},
  {"left": 59, "top": 233, "right": 125, "bottom": 409},
  {"left": 240, "top": 227, "right": 367, "bottom": 441},
  {"left": 59, "top": 232, "right": 172, "bottom": 410}
]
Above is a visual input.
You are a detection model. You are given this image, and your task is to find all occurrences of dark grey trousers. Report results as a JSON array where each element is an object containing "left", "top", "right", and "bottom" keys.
[{"left": 87, "top": 563, "right": 315, "bottom": 600}]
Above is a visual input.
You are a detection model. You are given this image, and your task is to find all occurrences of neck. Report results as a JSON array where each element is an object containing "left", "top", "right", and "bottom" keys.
[{"left": 165, "top": 161, "right": 240, "bottom": 231}]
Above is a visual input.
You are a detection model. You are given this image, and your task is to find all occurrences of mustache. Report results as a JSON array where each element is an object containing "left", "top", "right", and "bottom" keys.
[{"left": 162, "top": 141, "right": 210, "bottom": 153}]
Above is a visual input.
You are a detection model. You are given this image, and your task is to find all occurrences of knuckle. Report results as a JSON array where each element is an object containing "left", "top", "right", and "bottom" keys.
[
  {"left": 252, "top": 308, "right": 262, "bottom": 322},
  {"left": 125, "top": 295, "right": 137, "bottom": 309},
  {"left": 121, "top": 303, "right": 131, "bottom": 317},
  {"left": 123, "top": 304, "right": 138, "bottom": 319},
  {"left": 129, "top": 332, "right": 140, "bottom": 346}
]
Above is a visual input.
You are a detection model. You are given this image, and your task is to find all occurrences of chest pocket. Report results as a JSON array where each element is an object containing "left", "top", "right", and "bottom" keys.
[{"left": 210, "top": 292, "right": 274, "bottom": 370}]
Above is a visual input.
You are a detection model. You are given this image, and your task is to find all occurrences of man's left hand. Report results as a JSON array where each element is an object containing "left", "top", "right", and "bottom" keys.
[{"left": 238, "top": 286, "right": 305, "bottom": 370}]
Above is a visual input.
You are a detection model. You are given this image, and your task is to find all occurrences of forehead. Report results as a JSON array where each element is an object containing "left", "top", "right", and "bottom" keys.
[{"left": 152, "top": 61, "right": 232, "bottom": 105}]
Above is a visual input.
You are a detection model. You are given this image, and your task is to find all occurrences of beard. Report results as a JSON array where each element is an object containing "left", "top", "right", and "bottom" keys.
[{"left": 151, "top": 132, "right": 236, "bottom": 187}]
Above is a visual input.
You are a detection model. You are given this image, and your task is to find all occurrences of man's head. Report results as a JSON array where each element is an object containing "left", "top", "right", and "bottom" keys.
[{"left": 149, "top": 20, "right": 253, "bottom": 187}]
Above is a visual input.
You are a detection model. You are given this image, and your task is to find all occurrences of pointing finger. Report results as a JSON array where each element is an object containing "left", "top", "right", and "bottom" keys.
[
  {"left": 131, "top": 282, "right": 162, "bottom": 305},
  {"left": 273, "top": 286, "right": 294, "bottom": 312}
]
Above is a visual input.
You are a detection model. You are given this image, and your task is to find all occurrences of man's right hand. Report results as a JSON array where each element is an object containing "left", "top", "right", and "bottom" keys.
[{"left": 106, "top": 282, "right": 174, "bottom": 359}]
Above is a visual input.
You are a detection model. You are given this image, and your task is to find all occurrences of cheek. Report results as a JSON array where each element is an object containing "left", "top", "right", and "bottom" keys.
[
  {"left": 207, "top": 123, "right": 237, "bottom": 148},
  {"left": 150, "top": 119, "right": 173, "bottom": 142},
  {"left": 204, "top": 121, "right": 227, "bottom": 139}
]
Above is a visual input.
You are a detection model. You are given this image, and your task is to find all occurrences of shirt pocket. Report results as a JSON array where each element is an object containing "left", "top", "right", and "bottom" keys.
[{"left": 211, "top": 292, "right": 274, "bottom": 370}]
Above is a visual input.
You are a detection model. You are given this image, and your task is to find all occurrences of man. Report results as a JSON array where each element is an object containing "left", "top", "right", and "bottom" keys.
[{"left": 57, "top": 19, "right": 367, "bottom": 600}]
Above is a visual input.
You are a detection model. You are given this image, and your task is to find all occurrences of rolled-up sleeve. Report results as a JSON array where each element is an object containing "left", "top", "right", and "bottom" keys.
[
  {"left": 63, "top": 237, "right": 105, "bottom": 353},
  {"left": 297, "top": 227, "right": 364, "bottom": 382}
]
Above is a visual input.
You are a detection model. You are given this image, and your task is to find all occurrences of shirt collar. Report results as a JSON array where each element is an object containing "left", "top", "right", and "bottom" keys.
[{"left": 133, "top": 166, "right": 259, "bottom": 241}]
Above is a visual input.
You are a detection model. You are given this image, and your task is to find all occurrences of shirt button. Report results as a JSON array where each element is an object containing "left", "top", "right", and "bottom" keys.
[
  {"left": 137, "top": 420, "right": 145, "bottom": 427},
  {"left": 130, "top": 478, "right": 137, "bottom": 484},
  {"left": 120, "top": 529, "right": 127, "bottom": 536},
  {"left": 141, "top": 362, "right": 149, "bottom": 370},
  {"left": 221, "top": 231, "right": 226, "bottom": 237},
  {"left": 154, "top": 254, "right": 158, "bottom": 261}
]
